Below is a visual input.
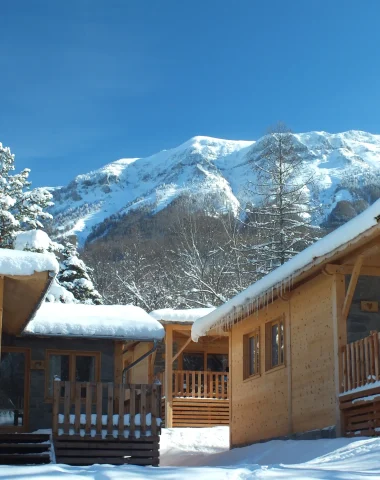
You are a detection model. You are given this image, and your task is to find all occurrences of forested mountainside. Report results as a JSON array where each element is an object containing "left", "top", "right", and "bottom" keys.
[{"left": 44, "top": 130, "right": 380, "bottom": 311}]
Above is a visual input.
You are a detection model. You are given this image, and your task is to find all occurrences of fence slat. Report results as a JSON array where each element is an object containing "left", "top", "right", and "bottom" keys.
[
  {"left": 151, "top": 383, "right": 158, "bottom": 435},
  {"left": 174, "top": 371, "right": 178, "bottom": 396},
  {"left": 364, "top": 338, "right": 370, "bottom": 384},
  {"left": 140, "top": 384, "right": 147, "bottom": 436},
  {"left": 74, "top": 383, "right": 81, "bottom": 434},
  {"left": 118, "top": 384, "right": 124, "bottom": 437},
  {"left": 96, "top": 383, "right": 103, "bottom": 436},
  {"left": 375, "top": 333, "right": 380, "bottom": 380},
  {"left": 130, "top": 384, "right": 136, "bottom": 438},
  {"left": 85, "top": 383, "right": 92, "bottom": 436},
  {"left": 63, "top": 382, "right": 71, "bottom": 435},
  {"left": 107, "top": 383, "right": 113, "bottom": 437},
  {"left": 197, "top": 372, "right": 201, "bottom": 398},
  {"left": 350, "top": 342, "right": 356, "bottom": 389},
  {"left": 52, "top": 381, "right": 60, "bottom": 436}
]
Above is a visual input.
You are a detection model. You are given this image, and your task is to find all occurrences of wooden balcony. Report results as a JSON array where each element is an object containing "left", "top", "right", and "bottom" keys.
[
  {"left": 341, "top": 331, "right": 380, "bottom": 394},
  {"left": 52, "top": 381, "right": 162, "bottom": 439}
]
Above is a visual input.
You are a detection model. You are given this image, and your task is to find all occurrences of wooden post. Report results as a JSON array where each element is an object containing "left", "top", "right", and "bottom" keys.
[
  {"left": 0, "top": 277, "right": 3, "bottom": 360},
  {"left": 130, "top": 384, "right": 136, "bottom": 438},
  {"left": 52, "top": 380, "right": 60, "bottom": 437},
  {"left": 107, "top": 383, "right": 113, "bottom": 437},
  {"left": 165, "top": 325, "right": 173, "bottom": 427},
  {"left": 342, "top": 255, "right": 363, "bottom": 323},
  {"left": 332, "top": 273, "right": 345, "bottom": 436}
]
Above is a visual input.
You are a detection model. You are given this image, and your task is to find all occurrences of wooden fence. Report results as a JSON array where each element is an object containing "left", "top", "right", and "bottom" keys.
[
  {"left": 172, "top": 370, "right": 229, "bottom": 399},
  {"left": 341, "top": 331, "right": 380, "bottom": 393},
  {"left": 157, "top": 370, "right": 229, "bottom": 399},
  {"left": 52, "top": 381, "right": 161, "bottom": 438}
]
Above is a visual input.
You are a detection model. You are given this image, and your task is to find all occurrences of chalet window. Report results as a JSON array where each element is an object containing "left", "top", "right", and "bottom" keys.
[
  {"left": 207, "top": 354, "right": 228, "bottom": 372},
  {"left": 46, "top": 350, "right": 100, "bottom": 398},
  {"left": 243, "top": 330, "right": 260, "bottom": 379},
  {"left": 182, "top": 353, "right": 204, "bottom": 371},
  {"left": 266, "top": 318, "right": 285, "bottom": 370}
]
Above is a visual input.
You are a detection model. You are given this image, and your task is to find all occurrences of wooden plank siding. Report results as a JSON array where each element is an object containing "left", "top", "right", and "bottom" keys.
[{"left": 229, "top": 273, "right": 337, "bottom": 448}]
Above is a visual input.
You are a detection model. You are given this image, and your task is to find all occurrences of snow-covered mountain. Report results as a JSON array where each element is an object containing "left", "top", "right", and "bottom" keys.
[{"left": 48, "top": 130, "right": 380, "bottom": 245}]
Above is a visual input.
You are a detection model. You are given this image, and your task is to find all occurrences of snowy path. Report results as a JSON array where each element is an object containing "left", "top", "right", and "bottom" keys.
[{"left": 2, "top": 427, "right": 380, "bottom": 479}]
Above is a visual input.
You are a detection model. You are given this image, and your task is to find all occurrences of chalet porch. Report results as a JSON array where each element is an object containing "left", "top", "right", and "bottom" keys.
[
  {"left": 340, "top": 331, "right": 380, "bottom": 437},
  {"left": 162, "top": 323, "right": 229, "bottom": 428}
]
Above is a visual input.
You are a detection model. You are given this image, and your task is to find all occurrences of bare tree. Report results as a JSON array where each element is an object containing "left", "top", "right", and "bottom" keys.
[{"left": 246, "top": 122, "right": 321, "bottom": 271}]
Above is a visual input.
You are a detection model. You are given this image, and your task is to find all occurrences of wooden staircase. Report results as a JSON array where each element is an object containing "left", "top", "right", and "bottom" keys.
[{"left": 0, "top": 433, "right": 51, "bottom": 465}]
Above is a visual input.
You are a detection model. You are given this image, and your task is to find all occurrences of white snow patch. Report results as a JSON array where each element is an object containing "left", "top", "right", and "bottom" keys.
[
  {"left": 14, "top": 229, "right": 52, "bottom": 252},
  {"left": 23, "top": 302, "right": 165, "bottom": 340},
  {"left": 3, "top": 427, "right": 380, "bottom": 478},
  {"left": 340, "top": 380, "right": 380, "bottom": 397},
  {"left": 150, "top": 307, "right": 216, "bottom": 324},
  {"left": 0, "top": 247, "right": 58, "bottom": 276},
  {"left": 192, "top": 198, "right": 380, "bottom": 341}
]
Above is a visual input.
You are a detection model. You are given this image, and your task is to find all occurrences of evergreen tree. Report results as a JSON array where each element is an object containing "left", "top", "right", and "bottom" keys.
[
  {"left": 57, "top": 242, "right": 103, "bottom": 305},
  {"left": 247, "top": 123, "right": 321, "bottom": 273},
  {"left": 0, "top": 143, "right": 53, "bottom": 248}
]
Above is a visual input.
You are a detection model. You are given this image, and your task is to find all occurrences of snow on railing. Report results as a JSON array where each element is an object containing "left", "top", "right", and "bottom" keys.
[{"left": 52, "top": 381, "right": 161, "bottom": 438}]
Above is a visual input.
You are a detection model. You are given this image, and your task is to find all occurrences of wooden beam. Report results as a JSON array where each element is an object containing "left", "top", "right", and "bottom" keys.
[
  {"left": 164, "top": 325, "right": 173, "bottom": 428},
  {"left": 172, "top": 336, "right": 192, "bottom": 364},
  {"left": 324, "top": 264, "right": 380, "bottom": 276},
  {"left": 169, "top": 324, "right": 192, "bottom": 331},
  {"left": 342, "top": 255, "right": 363, "bottom": 323}
]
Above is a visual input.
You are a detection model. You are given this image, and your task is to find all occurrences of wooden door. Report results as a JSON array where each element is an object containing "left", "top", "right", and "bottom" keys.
[{"left": 0, "top": 347, "right": 30, "bottom": 432}]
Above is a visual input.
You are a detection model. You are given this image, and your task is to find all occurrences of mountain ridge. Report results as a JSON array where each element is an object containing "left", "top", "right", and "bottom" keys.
[{"left": 47, "top": 130, "right": 380, "bottom": 245}]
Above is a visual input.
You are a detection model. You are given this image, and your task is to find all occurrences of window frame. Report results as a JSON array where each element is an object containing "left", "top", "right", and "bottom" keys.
[
  {"left": 45, "top": 350, "right": 101, "bottom": 401},
  {"left": 243, "top": 329, "right": 260, "bottom": 380},
  {"left": 265, "top": 316, "right": 285, "bottom": 371}
]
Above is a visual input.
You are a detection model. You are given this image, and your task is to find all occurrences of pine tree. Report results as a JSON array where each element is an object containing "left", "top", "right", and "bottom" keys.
[
  {"left": 247, "top": 123, "right": 321, "bottom": 273},
  {"left": 57, "top": 242, "right": 103, "bottom": 305},
  {"left": 0, "top": 143, "right": 53, "bottom": 248}
]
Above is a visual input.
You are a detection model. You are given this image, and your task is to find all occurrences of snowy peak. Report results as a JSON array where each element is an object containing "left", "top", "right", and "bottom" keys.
[{"left": 48, "top": 130, "right": 380, "bottom": 245}]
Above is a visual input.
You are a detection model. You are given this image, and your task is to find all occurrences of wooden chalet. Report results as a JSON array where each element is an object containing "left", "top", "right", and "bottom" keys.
[
  {"left": 0, "top": 250, "right": 164, "bottom": 467},
  {"left": 150, "top": 308, "right": 229, "bottom": 428},
  {"left": 192, "top": 199, "right": 380, "bottom": 447}
]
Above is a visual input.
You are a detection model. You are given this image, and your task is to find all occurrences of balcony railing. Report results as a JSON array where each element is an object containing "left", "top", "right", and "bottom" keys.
[
  {"left": 52, "top": 381, "right": 161, "bottom": 438},
  {"left": 341, "top": 331, "right": 380, "bottom": 393},
  {"left": 158, "top": 370, "right": 229, "bottom": 399}
]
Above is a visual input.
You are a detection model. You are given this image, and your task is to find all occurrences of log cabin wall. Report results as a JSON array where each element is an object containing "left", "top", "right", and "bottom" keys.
[
  {"left": 2, "top": 335, "right": 115, "bottom": 432},
  {"left": 230, "top": 273, "right": 337, "bottom": 448}
]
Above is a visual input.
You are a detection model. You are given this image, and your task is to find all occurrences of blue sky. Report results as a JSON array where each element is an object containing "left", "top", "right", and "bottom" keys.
[{"left": 1, "top": 0, "right": 380, "bottom": 186}]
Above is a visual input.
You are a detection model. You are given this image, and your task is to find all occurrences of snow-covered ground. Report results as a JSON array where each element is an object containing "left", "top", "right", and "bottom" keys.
[{"left": 2, "top": 427, "right": 380, "bottom": 479}]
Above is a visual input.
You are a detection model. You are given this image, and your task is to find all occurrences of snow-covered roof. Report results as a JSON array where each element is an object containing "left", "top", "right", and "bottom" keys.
[
  {"left": 150, "top": 307, "right": 215, "bottom": 325},
  {"left": 192, "top": 198, "right": 380, "bottom": 341},
  {"left": 24, "top": 303, "right": 165, "bottom": 341},
  {"left": 0, "top": 247, "right": 58, "bottom": 276}
]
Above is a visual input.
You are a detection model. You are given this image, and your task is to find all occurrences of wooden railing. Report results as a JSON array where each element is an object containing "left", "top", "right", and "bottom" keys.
[
  {"left": 172, "top": 370, "right": 229, "bottom": 399},
  {"left": 341, "top": 331, "right": 380, "bottom": 393},
  {"left": 52, "top": 381, "right": 161, "bottom": 438}
]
